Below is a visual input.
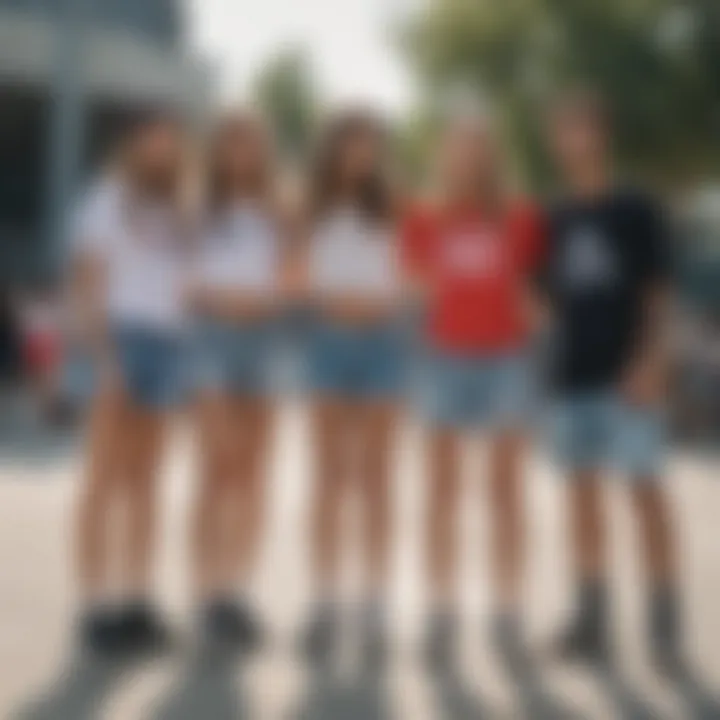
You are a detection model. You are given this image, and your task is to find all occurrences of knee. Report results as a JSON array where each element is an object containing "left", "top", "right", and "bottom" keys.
[
  {"left": 81, "top": 474, "right": 116, "bottom": 509},
  {"left": 632, "top": 482, "right": 668, "bottom": 520},
  {"left": 491, "top": 433, "right": 524, "bottom": 478},
  {"left": 365, "top": 472, "right": 390, "bottom": 501},
  {"left": 201, "top": 440, "right": 238, "bottom": 488},
  {"left": 236, "top": 470, "right": 265, "bottom": 510},
  {"left": 122, "top": 451, "right": 158, "bottom": 500},
  {"left": 125, "top": 474, "right": 156, "bottom": 507},
  {"left": 490, "top": 466, "right": 520, "bottom": 508}
]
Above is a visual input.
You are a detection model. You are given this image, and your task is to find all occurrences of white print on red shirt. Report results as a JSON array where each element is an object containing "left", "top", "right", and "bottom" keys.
[{"left": 440, "top": 230, "right": 507, "bottom": 277}]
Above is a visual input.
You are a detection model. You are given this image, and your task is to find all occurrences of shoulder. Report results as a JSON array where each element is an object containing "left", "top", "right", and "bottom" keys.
[{"left": 400, "top": 199, "right": 441, "bottom": 235}]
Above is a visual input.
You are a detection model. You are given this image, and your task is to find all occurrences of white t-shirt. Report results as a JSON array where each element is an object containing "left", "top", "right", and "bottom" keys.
[
  {"left": 194, "top": 204, "right": 281, "bottom": 295},
  {"left": 308, "top": 208, "right": 399, "bottom": 299},
  {"left": 73, "top": 178, "right": 190, "bottom": 333}
]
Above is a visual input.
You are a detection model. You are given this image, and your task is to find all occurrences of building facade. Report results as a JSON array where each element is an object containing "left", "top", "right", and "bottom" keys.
[{"left": 0, "top": 0, "right": 210, "bottom": 280}]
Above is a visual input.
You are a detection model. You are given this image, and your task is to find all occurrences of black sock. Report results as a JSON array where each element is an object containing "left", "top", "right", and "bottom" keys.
[
  {"left": 494, "top": 609, "right": 520, "bottom": 641},
  {"left": 81, "top": 602, "right": 117, "bottom": 627},
  {"left": 651, "top": 584, "right": 681, "bottom": 654},
  {"left": 577, "top": 578, "right": 607, "bottom": 636}
]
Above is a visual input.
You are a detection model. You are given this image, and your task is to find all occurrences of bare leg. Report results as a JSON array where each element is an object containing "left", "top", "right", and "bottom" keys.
[
  {"left": 632, "top": 480, "right": 676, "bottom": 587},
  {"left": 554, "top": 470, "right": 609, "bottom": 662},
  {"left": 427, "top": 428, "right": 461, "bottom": 606},
  {"left": 358, "top": 402, "right": 397, "bottom": 594},
  {"left": 301, "top": 400, "right": 352, "bottom": 660},
  {"left": 76, "top": 389, "right": 126, "bottom": 601},
  {"left": 193, "top": 393, "right": 234, "bottom": 600},
  {"left": 424, "top": 426, "right": 462, "bottom": 665},
  {"left": 632, "top": 479, "right": 684, "bottom": 673},
  {"left": 121, "top": 406, "right": 167, "bottom": 600},
  {"left": 226, "top": 397, "right": 273, "bottom": 590},
  {"left": 310, "top": 400, "right": 351, "bottom": 594},
  {"left": 569, "top": 472, "right": 606, "bottom": 582},
  {"left": 488, "top": 430, "right": 526, "bottom": 610}
]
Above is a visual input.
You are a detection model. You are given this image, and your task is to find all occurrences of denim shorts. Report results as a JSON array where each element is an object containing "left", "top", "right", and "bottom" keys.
[
  {"left": 419, "top": 350, "right": 533, "bottom": 430},
  {"left": 58, "top": 326, "right": 187, "bottom": 411},
  {"left": 306, "top": 320, "right": 404, "bottom": 400},
  {"left": 552, "top": 392, "right": 666, "bottom": 478},
  {"left": 189, "top": 319, "right": 276, "bottom": 397},
  {"left": 113, "top": 325, "right": 187, "bottom": 410}
]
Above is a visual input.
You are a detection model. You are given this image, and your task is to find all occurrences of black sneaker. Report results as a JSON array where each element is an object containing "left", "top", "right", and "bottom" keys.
[
  {"left": 551, "top": 617, "right": 610, "bottom": 667},
  {"left": 493, "top": 613, "right": 531, "bottom": 678},
  {"left": 79, "top": 608, "right": 125, "bottom": 658},
  {"left": 301, "top": 602, "right": 338, "bottom": 665},
  {"left": 649, "top": 587, "right": 685, "bottom": 679},
  {"left": 423, "top": 610, "right": 457, "bottom": 672},
  {"left": 359, "top": 604, "right": 389, "bottom": 669},
  {"left": 203, "top": 599, "right": 264, "bottom": 653},
  {"left": 119, "top": 603, "right": 174, "bottom": 658}
]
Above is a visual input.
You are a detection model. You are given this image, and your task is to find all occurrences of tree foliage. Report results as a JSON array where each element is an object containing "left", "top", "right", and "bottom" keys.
[
  {"left": 402, "top": 0, "right": 720, "bottom": 187},
  {"left": 252, "top": 49, "right": 318, "bottom": 161}
]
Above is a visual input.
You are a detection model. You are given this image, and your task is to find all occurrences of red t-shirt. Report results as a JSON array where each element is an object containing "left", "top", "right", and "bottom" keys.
[{"left": 402, "top": 201, "right": 544, "bottom": 353}]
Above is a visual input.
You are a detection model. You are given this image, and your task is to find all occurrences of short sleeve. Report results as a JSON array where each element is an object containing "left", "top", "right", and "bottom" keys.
[{"left": 71, "top": 181, "right": 118, "bottom": 259}]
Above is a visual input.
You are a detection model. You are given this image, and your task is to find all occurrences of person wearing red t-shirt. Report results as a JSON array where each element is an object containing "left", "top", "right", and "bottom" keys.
[{"left": 402, "top": 110, "right": 544, "bottom": 667}]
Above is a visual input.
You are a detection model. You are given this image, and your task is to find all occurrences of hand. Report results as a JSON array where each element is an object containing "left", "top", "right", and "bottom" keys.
[{"left": 620, "top": 358, "right": 666, "bottom": 407}]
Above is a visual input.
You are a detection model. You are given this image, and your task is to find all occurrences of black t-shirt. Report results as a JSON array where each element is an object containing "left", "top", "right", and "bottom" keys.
[{"left": 542, "top": 187, "right": 671, "bottom": 392}]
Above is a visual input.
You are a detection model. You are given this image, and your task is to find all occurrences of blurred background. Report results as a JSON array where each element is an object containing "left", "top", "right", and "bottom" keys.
[
  {"left": 1, "top": 0, "right": 719, "bottom": 444},
  {"left": 0, "top": 1, "right": 718, "bottom": 718}
]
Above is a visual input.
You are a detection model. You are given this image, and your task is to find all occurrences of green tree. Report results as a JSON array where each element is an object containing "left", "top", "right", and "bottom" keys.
[
  {"left": 402, "top": 0, "right": 720, "bottom": 188},
  {"left": 252, "top": 48, "right": 318, "bottom": 161}
]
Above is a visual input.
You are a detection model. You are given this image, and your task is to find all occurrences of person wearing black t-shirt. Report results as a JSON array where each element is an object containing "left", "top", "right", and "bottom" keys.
[{"left": 540, "top": 90, "right": 684, "bottom": 676}]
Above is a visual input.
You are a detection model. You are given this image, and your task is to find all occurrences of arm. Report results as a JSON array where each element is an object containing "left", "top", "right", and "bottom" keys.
[
  {"left": 621, "top": 282, "right": 672, "bottom": 406},
  {"left": 68, "top": 249, "right": 119, "bottom": 385},
  {"left": 188, "top": 286, "right": 282, "bottom": 320},
  {"left": 520, "top": 202, "right": 553, "bottom": 334},
  {"left": 621, "top": 199, "right": 674, "bottom": 406}
]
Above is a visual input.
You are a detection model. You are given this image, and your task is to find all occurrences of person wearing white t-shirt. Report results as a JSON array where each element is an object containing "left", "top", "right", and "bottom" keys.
[
  {"left": 298, "top": 111, "right": 405, "bottom": 662},
  {"left": 70, "top": 114, "right": 190, "bottom": 656},
  {"left": 186, "top": 111, "right": 291, "bottom": 651}
]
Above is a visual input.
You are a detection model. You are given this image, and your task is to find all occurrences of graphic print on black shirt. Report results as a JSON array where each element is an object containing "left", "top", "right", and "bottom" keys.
[{"left": 543, "top": 187, "right": 671, "bottom": 392}]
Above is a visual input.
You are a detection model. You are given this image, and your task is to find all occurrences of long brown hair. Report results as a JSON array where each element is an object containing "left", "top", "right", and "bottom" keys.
[
  {"left": 205, "top": 110, "right": 275, "bottom": 213},
  {"left": 310, "top": 109, "right": 394, "bottom": 223}
]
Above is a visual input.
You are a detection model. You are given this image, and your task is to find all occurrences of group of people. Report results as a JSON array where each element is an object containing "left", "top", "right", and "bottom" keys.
[{"left": 68, "top": 88, "right": 687, "bottom": 681}]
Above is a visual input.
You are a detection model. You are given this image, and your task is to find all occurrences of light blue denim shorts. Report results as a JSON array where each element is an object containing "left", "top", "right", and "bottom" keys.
[
  {"left": 419, "top": 350, "right": 533, "bottom": 430},
  {"left": 306, "top": 320, "right": 405, "bottom": 401},
  {"left": 59, "top": 325, "right": 188, "bottom": 411},
  {"left": 115, "top": 326, "right": 189, "bottom": 410},
  {"left": 189, "top": 319, "right": 276, "bottom": 397},
  {"left": 552, "top": 392, "right": 666, "bottom": 478}
]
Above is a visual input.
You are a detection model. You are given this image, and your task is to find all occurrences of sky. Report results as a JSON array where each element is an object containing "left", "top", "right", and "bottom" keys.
[{"left": 186, "top": 0, "right": 422, "bottom": 117}]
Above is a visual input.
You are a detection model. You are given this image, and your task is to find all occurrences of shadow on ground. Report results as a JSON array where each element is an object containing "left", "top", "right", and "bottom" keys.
[
  {"left": 147, "top": 645, "right": 249, "bottom": 720},
  {"left": 12, "top": 653, "right": 134, "bottom": 720}
]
